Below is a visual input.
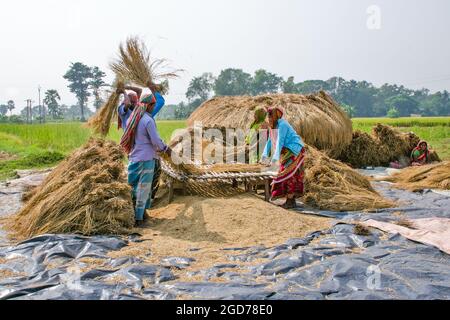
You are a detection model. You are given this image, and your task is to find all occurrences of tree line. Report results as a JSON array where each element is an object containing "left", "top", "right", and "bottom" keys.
[{"left": 1, "top": 66, "right": 449, "bottom": 123}]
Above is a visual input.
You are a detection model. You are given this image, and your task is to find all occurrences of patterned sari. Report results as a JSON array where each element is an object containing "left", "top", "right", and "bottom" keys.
[{"left": 271, "top": 147, "right": 306, "bottom": 200}]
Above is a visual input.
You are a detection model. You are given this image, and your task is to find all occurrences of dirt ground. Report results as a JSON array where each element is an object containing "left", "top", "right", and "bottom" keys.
[{"left": 109, "top": 195, "right": 331, "bottom": 280}]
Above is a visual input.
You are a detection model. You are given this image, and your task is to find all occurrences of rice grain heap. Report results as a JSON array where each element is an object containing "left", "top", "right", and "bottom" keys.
[
  {"left": 187, "top": 91, "right": 353, "bottom": 158},
  {"left": 382, "top": 161, "right": 450, "bottom": 191},
  {"left": 11, "top": 139, "right": 135, "bottom": 238}
]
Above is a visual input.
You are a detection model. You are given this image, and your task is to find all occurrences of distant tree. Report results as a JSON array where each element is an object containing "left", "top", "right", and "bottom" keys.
[
  {"left": 386, "top": 95, "right": 419, "bottom": 117},
  {"left": 341, "top": 104, "right": 355, "bottom": 118},
  {"left": 63, "top": 62, "right": 93, "bottom": 121},
  {"left": 0, "top": 105, "right": 8, "bottom": 116},
  {"left": 296, "top": 80, "right": 330, "bottom": 95},
  {"left": 44, "top": 89, "right": 62, "bottom": 119},
  {"left": 186, "top": 73, "right": 215, "bottom": 102},
  {"left": 90, "top": 66, "right": 107, "bottom": 110},
  {"left": 214, "top": 68, "right": 252, "bottom": 96},
  {"left": 7, "top": 100, "right": 15, "bottom": 116},
  {"left": 282, "top": 76, "right": 297, "bottom": 94},
  {"left": 250, "top": 69, "right": 282, "bottom": 95},
  {"left": 387, "top": 107, "right": 400, "bottom": 118}
]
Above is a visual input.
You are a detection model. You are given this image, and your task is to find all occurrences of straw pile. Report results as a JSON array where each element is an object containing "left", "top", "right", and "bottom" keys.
[
  {"left": 338, "top": 124, "right": 432, "bottom": 168},
  {"left": 11, "top": 139, "right": 135, "bottom": 238},
  {"left": 382, "top": 161, "right": 450, "bottom": 191},
  {"left": 187, "top": 91, "right": 353, "bottom": 158},
  {"left": 303, "top": 146, "right": 394, "bottom": 211}
]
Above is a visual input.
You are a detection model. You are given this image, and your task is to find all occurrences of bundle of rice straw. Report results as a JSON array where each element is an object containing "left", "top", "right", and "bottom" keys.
[
  {"left": 303, "top": 146, "right": 394, "bottom": 212},
  {"left": 382, "top": 161, "right": 450, "bottom": 191},
  {"left": 110, "top": 36, "right": 181, "bottom": 94},
  {"left": 11, "top": 139, "right": 135, "bottom": 238},
  {"left": 187, "top": 91, "right": 353, "bottom": 158},
  {"left": 87, "top": 80, "right": 124, "bottom": 136}
]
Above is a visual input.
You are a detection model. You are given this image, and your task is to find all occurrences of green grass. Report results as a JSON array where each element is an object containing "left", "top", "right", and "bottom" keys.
[
  {"left": 0, "top": 118, "right": 448, "bottom": 180},
  {"left": 0, "top": 121, "right": 185, "bottom": 180}
]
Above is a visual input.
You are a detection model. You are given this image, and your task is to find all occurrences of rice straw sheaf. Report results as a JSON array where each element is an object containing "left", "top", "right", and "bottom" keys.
[
  {"left": 10, "top": 139, "right": 135, "bottom": 239},
  {"left": 187, "top": 91, "right": 353, "bottom": 158},
  {"left": 110, "top": 36, "right": 182, "bottom": 94},
  {"left": 87, "top": 81, "right": 124, "bottom": 136},
  {"left": 382, "top": 161, "right": 450, "bottom": 191}
]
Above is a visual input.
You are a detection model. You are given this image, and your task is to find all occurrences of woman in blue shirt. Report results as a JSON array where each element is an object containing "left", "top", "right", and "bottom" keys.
[{"left": 261, "top": 106, "right": 306, "bottom": 209}]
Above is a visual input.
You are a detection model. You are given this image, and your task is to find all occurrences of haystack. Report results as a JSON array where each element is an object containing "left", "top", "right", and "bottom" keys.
[
  {"left": 382, "top": 161, "right": 450, "bottom": 191},
  {"left": 338, "top": 124, "right": 436, "bottom": 168},
  {"left": 187, "top": 91, "right": 353, "bottom": 158},
  {"left": 11, "top": 139, "right": 135, "bottom": 238},
  {"left": 303, "top": 146, "right": 394, "bottom": 211}
]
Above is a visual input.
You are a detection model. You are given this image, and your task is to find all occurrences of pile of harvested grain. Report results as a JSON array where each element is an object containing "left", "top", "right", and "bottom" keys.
[
  {"left": 108, "top": 195, "right": 332, "bottom": 275},
  {"left": 187, "top": 91, "right": 353, "bottom": 158},
  {"left": 382, "top": 161, "right": 450, "bottom": 191},
  {"left": 303, "top": 146, "right": 394, "bottom": 211},
  {"left": 338, "top": 124, "right": 435, "bottom": 168},
  {"left": 10, "top": 139, "right": 135, "bottom": 238}
]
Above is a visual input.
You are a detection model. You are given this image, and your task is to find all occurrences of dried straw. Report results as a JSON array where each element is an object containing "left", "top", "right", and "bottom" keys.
[
  {"left": 303, "top": 146, "right": 394, "bottom": 212},
  {"left": 338, "top": 124, "right": 431, "bottom": 168},
  {"left": 110, "top": 36, "right": 182, "bottom": 94},
  {"left": 10, "top": 139, "right": 135, "bottom": 238},
  {"left": 87, "top": 81, "right": 124, "bottom": 136},
  {"left": 187, "top": 91, "right": 353, "bottom": 158},
  {"left": 382, "top": 161, "right": 450, "bottom": 191}
]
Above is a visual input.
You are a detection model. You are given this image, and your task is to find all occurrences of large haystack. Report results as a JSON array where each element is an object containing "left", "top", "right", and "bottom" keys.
[
  {"left": 187, "top": 91, "right": 353, "bottom": 158},
  {"left": 11, "top": 139, "right": 135, "bottom": 238},
  {"left": 303, "top": 147, "right": 394, "bottom": 211},
  {"left": 382, "top": 161, "right": 450, "bottom": 191}
]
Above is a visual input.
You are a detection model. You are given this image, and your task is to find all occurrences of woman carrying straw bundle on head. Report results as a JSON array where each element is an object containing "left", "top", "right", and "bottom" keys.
[
  {"left": 261, "top": 106, "right": 306, "bottom": 209},
  {"left": 120, "top": 92, "right": 172, "bottom": 227}
]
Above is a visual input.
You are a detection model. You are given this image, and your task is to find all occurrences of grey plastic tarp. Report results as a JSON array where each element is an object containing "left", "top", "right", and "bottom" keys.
[{"left": 0, "top": 168, "right": 449, "bottom": 300}]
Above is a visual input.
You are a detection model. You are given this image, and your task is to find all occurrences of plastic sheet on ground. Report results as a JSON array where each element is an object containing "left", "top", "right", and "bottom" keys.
[{"left": 0, "top": 169, "right": 449, "bottom": 300}]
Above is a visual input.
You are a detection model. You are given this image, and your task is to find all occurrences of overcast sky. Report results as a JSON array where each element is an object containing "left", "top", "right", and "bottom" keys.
[{"left": 1, "top": 0, "right": 450, "bottom": 113}]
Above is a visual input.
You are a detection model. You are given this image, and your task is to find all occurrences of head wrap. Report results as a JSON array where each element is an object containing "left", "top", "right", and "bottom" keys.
[
  {"left": 267, "top": 106, "right": 284, "bottom": 117},
  {"left": 141, "top": 93, "right": 157, "bottom": 105},
  {"left": 128, "top": 92, "right": 139, "bottom": 105},
  {"left": 417, "top": 140, "right": 428, "bottom": 148}
]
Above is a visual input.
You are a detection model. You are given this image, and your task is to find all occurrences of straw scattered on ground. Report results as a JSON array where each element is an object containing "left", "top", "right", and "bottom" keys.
[
  {"left": 188, "top": 91, "right": 353, "bottom": 158},
  {"left": 382, "top": 161, "right": 450, "bottom": 191},
  {"left": 9, "top": 139, "right": 135, "bottom": 239}
]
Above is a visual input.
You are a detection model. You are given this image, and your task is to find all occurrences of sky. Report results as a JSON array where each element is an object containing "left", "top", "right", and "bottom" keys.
[{"left": 1, "top": 0, "right": 450, "bottom": 113}]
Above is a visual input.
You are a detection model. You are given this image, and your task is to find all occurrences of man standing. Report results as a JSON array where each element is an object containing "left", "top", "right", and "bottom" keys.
[{"left": 120, "top": 95, "right": 171, "bottom": 227}]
